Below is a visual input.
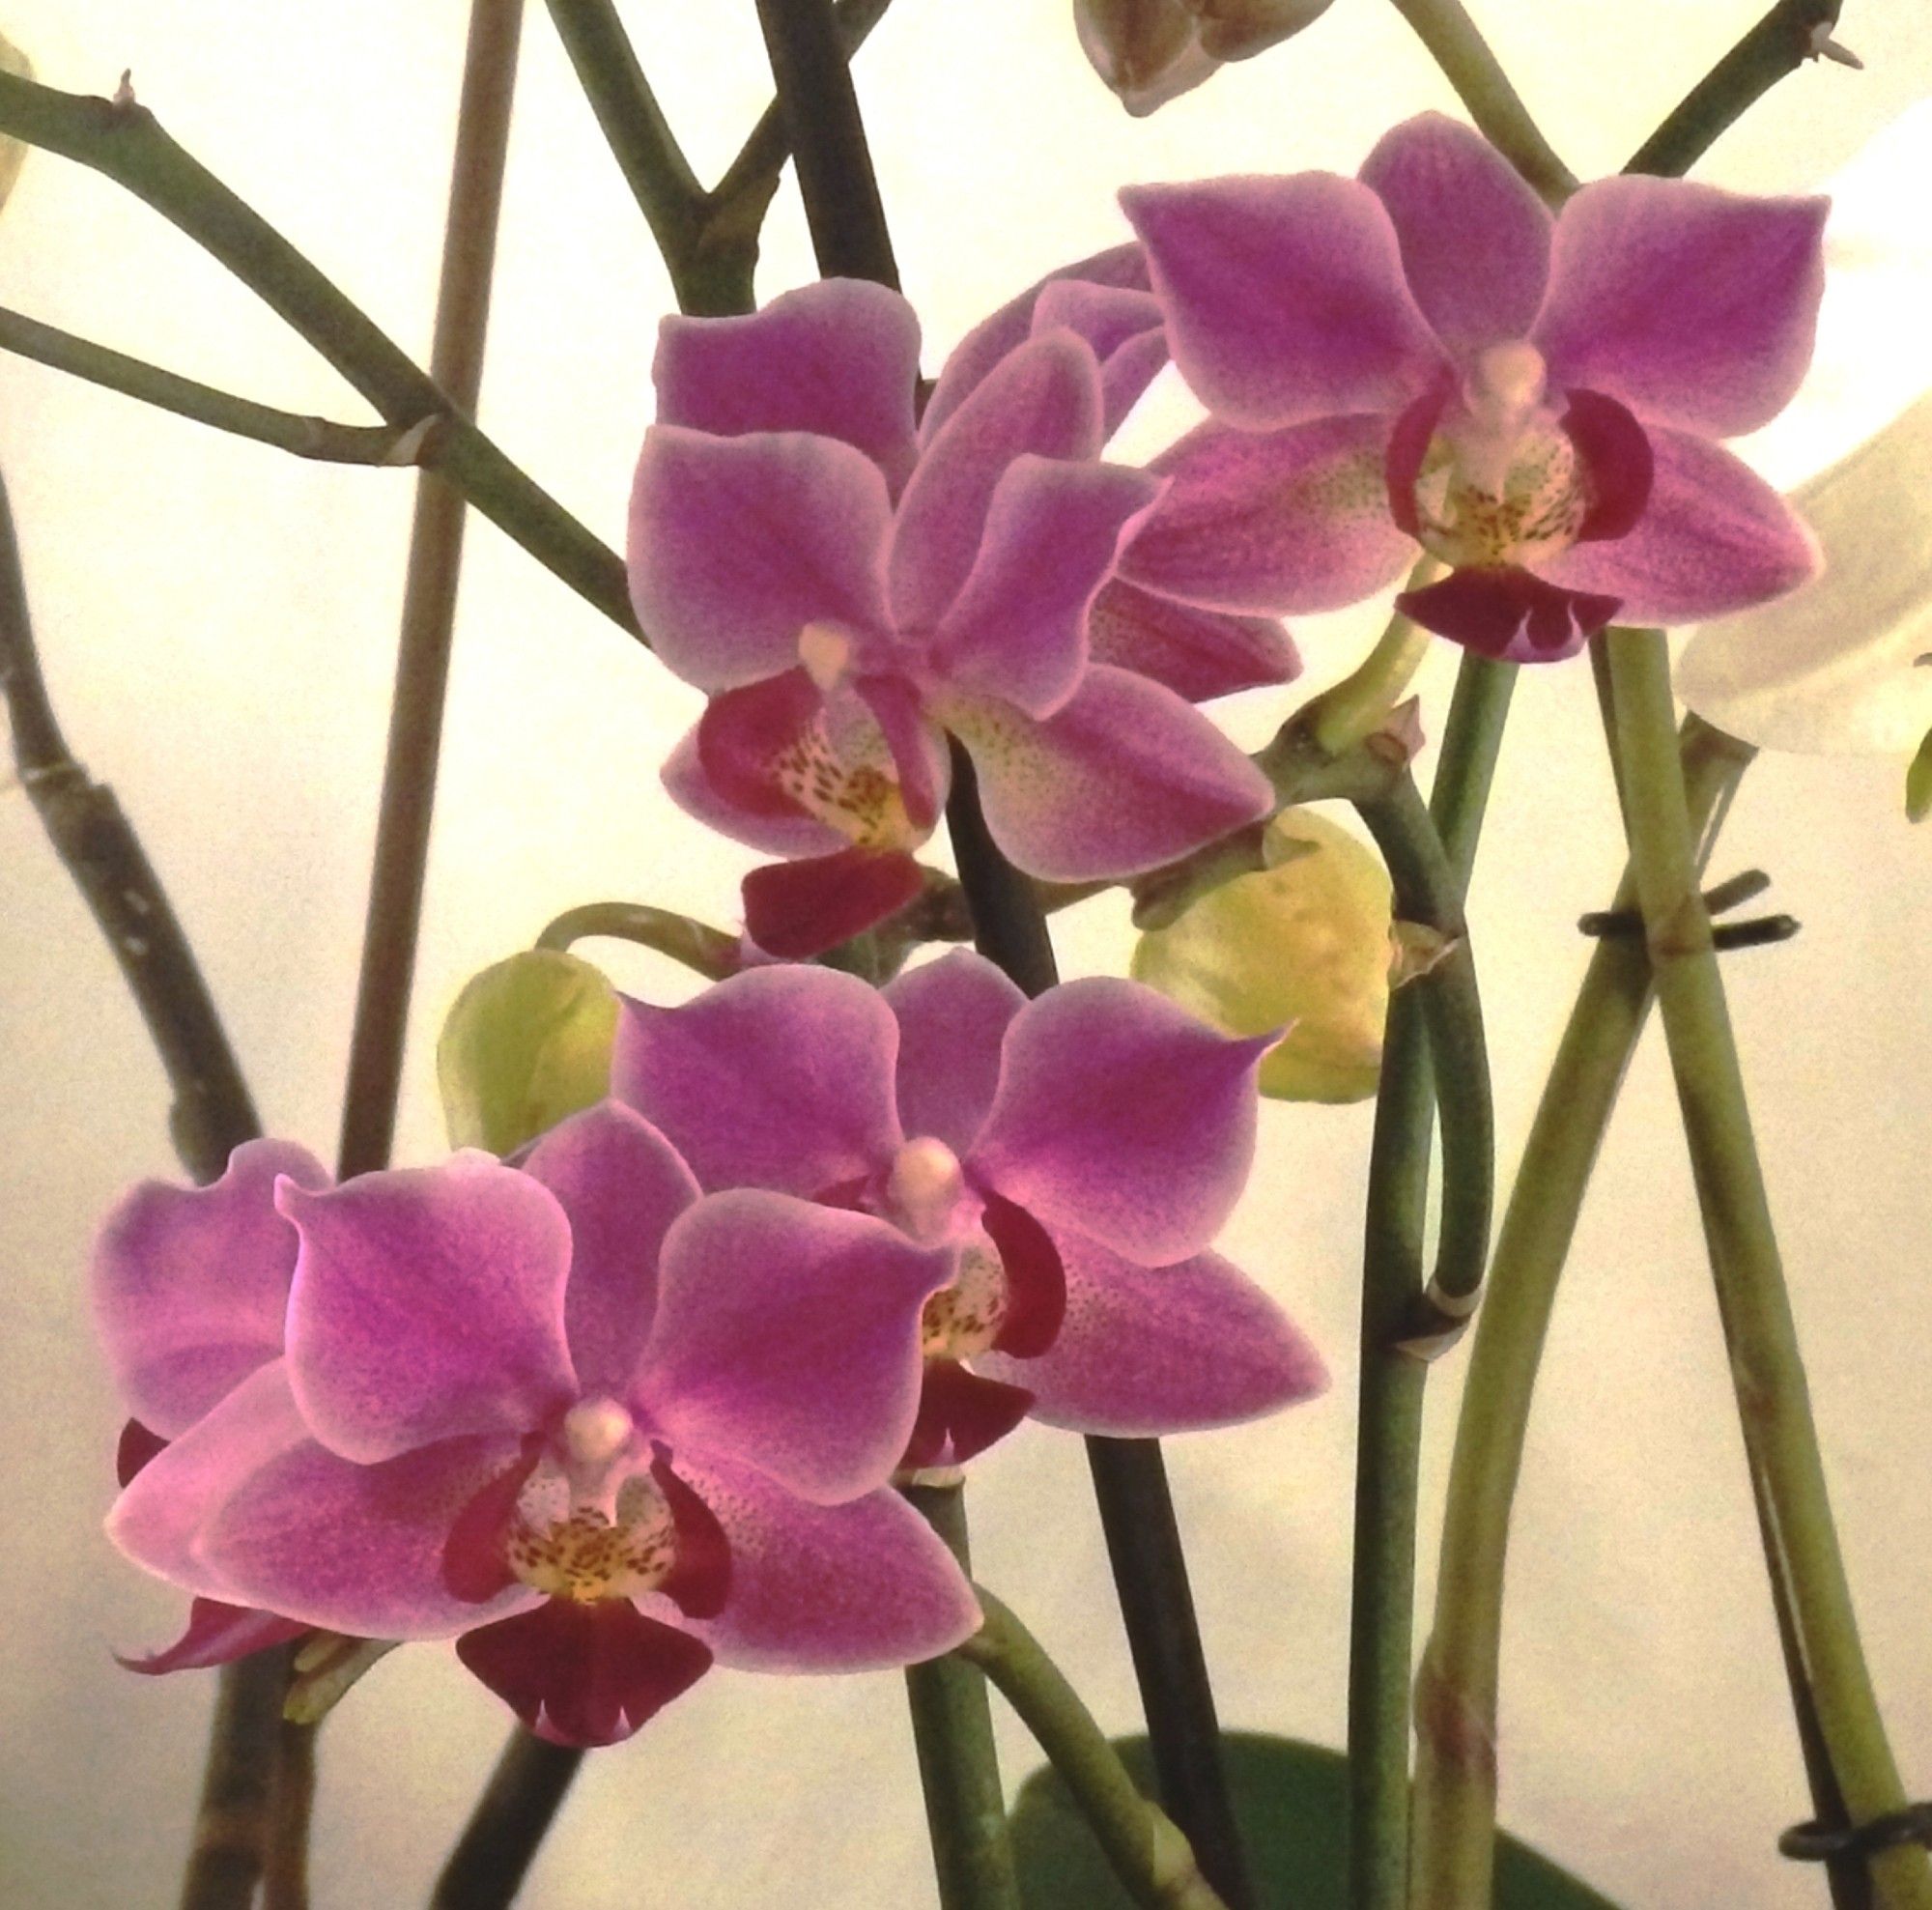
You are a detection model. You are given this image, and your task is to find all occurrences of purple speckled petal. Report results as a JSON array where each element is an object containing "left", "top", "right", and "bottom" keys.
[
  {"left": 741, "top": 849, "right": 927, "bottom": 961},
  {"left": 279, "top": 1158, "right": 578, "bottom": 1466},
  {"left": 971, "top": 978, "right": 1269, "bottom": 1264},
  {"left": 890, "top": 332, "right": 1105, "bottom": 633},
  {"left": 1122, "top": 173, "right": 1440, "bottom": 430},
  {"left": 674, "top": 1455, "right": 980, "bottom": 1671},
  {"left": 662, "top": 724, "right": 847, "bottom": 859},
  {"left": 932, "top": 453, "right": 1161, "bottom": 716},
  {"left": 638, "top": 1192, "right": 944, "bottom": 1504},
  {"left": 118, "top": 1599, "right": 309, "bottom": 1676},
  {"left": 1032, "top": 278, "right": 1169, "bottom": 436},
  {"left": 628, "top": 426, "right": 893, "bottom": 691},
  {"left": 93, "top": 1138, "right": 329, "bottom": 1439},
  {"left": 1358, "top": 113, "right": 1551, "bottom": 363},
  {"left": 944, "top": 667, "right": 1274, "bottom": 883},
  {"left": 977, "top": 1231, "right": 1326, "bottom": 1434},
  {"left": 883, "top": 951, "right": 1028, "bottom": 1156},
  {"left": 1087, "top": 580, "right": 1299, "bottom": 702},
  {"left": 611, "top": 965, "right": 902, "bottom": 1196},
  {"left": 1535, "top": 179, "right": 1827, "bottom": 438},
  {"left": 1120, "top": 413, "right": 1415, "bottom": 613},
  {"left": 521, "top": 1103, "right": 700, "bottom": 1397},
  {"left": 653, "top": 278, "right": 922, "bottom": 492},
  {"left": 1397, "top": 566, "right": 1618, "bottom": 663},
  {"left": 1539, "top": 427, "right": 1819, "bottom": 624}
]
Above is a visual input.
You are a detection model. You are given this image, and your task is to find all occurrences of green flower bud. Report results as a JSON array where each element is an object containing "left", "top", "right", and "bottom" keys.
[
  {"left": 437, "top": 950, "right": 618, "bottom": 1155},
  {"left": 1130, "top": 807, "right": 1390, "bottom": 1103},
  {"left": 1908, "top": 726, "right": 1932, "bottom": 824}
]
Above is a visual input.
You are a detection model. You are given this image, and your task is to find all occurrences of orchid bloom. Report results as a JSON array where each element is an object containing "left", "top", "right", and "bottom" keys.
[
  {"left": 1075, "top": 0, "right": 1335, "bottom": 117},
  {"left": 612, "top": 953, "right": 1325, "bottom": 1468},
  {"left": 105, "top": 1103, "right": 979, "bottom": 1745},
  {"left": 628, "top": 271, "right": 1280, "bottom": 955},
  {"left": 1118, "top": 112, "right": 1827, "bottom": 661}
]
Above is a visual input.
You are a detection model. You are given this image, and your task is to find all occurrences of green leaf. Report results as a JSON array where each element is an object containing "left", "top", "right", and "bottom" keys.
[{"left": 1009, "top": 1733, "right": 1623, "bottom": 1909}]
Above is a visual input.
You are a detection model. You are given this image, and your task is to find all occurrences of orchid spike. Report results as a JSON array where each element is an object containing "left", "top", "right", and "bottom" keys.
[{"left": 1119, "top": 113, "right": 1826, "bottom": 661}]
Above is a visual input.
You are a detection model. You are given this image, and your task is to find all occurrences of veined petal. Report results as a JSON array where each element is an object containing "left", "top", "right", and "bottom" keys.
[
  {"left": 674, "top": 1456, "right": 980, "bottom": 1672},
  {"left": 971, "top": 977, "right": 1269, "bottom": 1264},
  {"left": 117, "top": 1599, "right": 309, "bottom": 1676},
  {"left": 741, "top": 849, "right": 927, "bottom": 961},
  {"left": 932, "top": 454, "right": 1162, "bottom": 716},
  {"left": 1119, "top": 413, "right": 1414, "bottom": 613},
  {"left": 93, "top": 1138, "right": 329, "bottom": 1439},
  {"left": 1539, "top": 427, "right": 1819, "bottom": 625},
  {"left": 945, "top": 667, "right": 1274, "bottom": 883},
  {"left": 1087, "top": 580, "right": 1300, "bottom": 701},
  {"left": 976, "top": 1232, "right": 1326, "bottom": 1434},
  {"left": 627, "top": 426, "right": 893, "bottom": 692},
  {"left": 611, "top": 965, "right": 902, "bottom": 1196},
  {"left": 662, "top": 725, "right": 847, "bottom": 859},
  {"left": 1536, "top": 179, "right": 1828, "bottom": 438},
  {"left": 638, "top": 1192, "right": 945, "bottom": 1504},
  {"left": 1397, "top": 566, "right": 1618, "bottom": 662},
  {"left": 883, "top": 951, "right": 1028, "bottom": 1156},
  {"left": 1358, "top": 113, "right": 1551, "bottom": 363},
  {"left": 1122, "top": 173, "right": 1440, "bottom": 430},
  {"left": 280, "top": 1159, "right": 579, "bottom": 1466},
  {"left": 1031, "top": 278, "right": 1169, "bottom": 437},
  {"left": 652, "top": 278, "right": 922, "bottom": 493}
]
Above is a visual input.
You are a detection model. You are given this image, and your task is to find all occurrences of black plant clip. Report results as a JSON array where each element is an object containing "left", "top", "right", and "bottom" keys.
[
  {"left": 1780, "top": 1802, "right": 1932, "bottom": 1866},
  {"left": 1579, "top": 867, "right": 1800, "bottom": 951}
]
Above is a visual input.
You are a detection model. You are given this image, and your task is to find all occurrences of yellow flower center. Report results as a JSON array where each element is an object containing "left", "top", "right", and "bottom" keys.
[{"left": 919, "top": 1237, "right": 1010, "bottom": 1360}]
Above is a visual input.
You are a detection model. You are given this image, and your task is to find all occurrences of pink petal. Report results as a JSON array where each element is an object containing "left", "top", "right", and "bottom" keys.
[
  {"left": 662, "top": 724, "right": 846, "bottom": 859},
  {"left": 652, "top": 1451, "right": 732, "bottom": 1620},
  {"left": 279, "top": 1159, "right": 579, "bottom": 1466},
  {"left": 653, "top": 278, "right": 922, "bottom": 492},
  {"left": 976, "top": 1233, "right": 1326, "bottom": 1435},
  {"left": 1397, "top": 566, "right": 1619, "bottom": 662},
  {"left": 903, "top": 1360, "right": 1037, "bottom": 1468},
  {"left": 92, "top": 1138, "right": 329, "bottom": 1440},
  {"left": 882, "top": 950, "right": 1027, "bottom": 1155},
  {"left": 1563, "top": 387, "right": 1654, "bottom": 542},
  {"left": 638, "top": 1192, "right": 945, "bottom": 1504},
  {"left": 931, "top": 453, "right": 1161, "bottom": 716},
  {"left": 1358, "top": 113, "right": 1551, "bottom": 363},
  {"left": 980, "top": 1195, "right": 1066, "bottom": 1358},
  {"left": 971, "top": 978, "right": 1269, "bottom": 1264},
  {"left": 1120, "top": 413, "right": 1415, "bottom": 614},
  {"left": 1535, "top": 179, "right": 1827, "bottom": 438},
  {"left": 118, "top": 1599, "right": 309, "bottom": 1676},
  {"left": 456, "top": 1598, "right": 712, "bottom": 1748},
  {"left": 1086, "top": 579, "right": 1300, "bottom": 702},
  {"left": 1539, "top": 427, "right": 1820, "bottom": 624},
  {"left": 611, "top": 966, "right": 902, "bottom": 1196},
  {"left": 522, "top": 1103, "right": 700, "bottom": 1398},
  {"left": 1121, "top": 173, "right": 1440, "bottom": 430},
  {"left": 741, "top": 849, "right": 926, "bottom": 960},
  {"left": 674, "top": 1456, "right": 980, "bottom": 1671},
  {"left": 853, "top": 674, "right": 950, "bottom": 829},
  {"left": 1031, "top": 278, "right": 1170, "bottom": 437},
  {"left": 889, "top": 332, "right": 1104, "bottom": 633},
  {"left": 944, "top": 667, "right": 1274, "bottom": 882},
  {"left": 694, "top": 669, "right": 827, "bottom": 825},
  {"left": 627, "top": 425, "right": 893, "bottom": 691},
  {"left": 441, "top": 1447, "right": 540, "bottom": 1604}
]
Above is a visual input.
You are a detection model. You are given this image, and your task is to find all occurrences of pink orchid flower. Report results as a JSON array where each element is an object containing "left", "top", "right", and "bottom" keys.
[
  {"left": 1118, "top": 113, "right": 1827, "bottom": 661},
  {"left": 612, "top": 952, "right": 1325, "bottom": 1468},
  {"left": 105, "top": 1103, "right": 979, "bottom": 1746},
  {"left": 628, "top": 268, "right": 1280, "bottom": 956}
]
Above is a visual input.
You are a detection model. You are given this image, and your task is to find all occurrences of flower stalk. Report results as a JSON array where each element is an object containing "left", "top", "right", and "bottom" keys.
[{"left": 432, "top": 1732, "right": 584, "bottom": 1910}]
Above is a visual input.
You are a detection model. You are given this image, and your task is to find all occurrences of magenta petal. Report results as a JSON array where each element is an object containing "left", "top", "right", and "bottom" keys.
[
  {"left": 1562, "top": 387, "right": 1654, "bottom": 542},
  {"left": 457, "top": 1599, "right": 712, "bottom": 1748},
  {"left": 674, "top": 1455, "right": 980, "bottom": 1671},
  {"left": 980, "top": 1196, "right": 1066, "bottom": 1358},
  {"left": 650, "top": 1450, "right": 731, "bottom": 1621},
  {"left": 946, "top": 667, "right": 1274, "bottom": 883},
  {"left": 1031, "top": 278, "right": 1170, "bottom": 436},
  {"left": 1539, "top": 427, "right": 1819, "bottom": 624},
  {"left": 695, "top": 670, "right": 825, "bottom": 823},
  {"left": 93, "top": 1137, "right": 329, "bottom": 1440},
  {"left": 522, "top": 1103, "right": 700, "bottom": 1396},
  {"left": 627, "top": 425, "right": 893, "bottom": 691},
  {"left": 116, "top": 1418, "right": 169, "bottom": 1487},
  {"left": 883, "top": 950, "right": 1027, "bottom": 1155},
  {"left": 889, "top": 331, "right": 1104, "bottom": 633},
  {"left": 653, "top": 278, "right": 922, "bottom": 492},
  {"left": 1397, "top": 567, "right": 1618, "bottom": 662},
  {"left": 1535, "top": 179, "right": 1827, "bottom": 437},
  {"left": 119, "top": 1599, "right": 309, "bottom": 1676},
  {"left": 1358, "top": 114, "right": 1551, "bottom": 362},
  {"left": 611, "top": 966, "right": 901, "bottom": 1195},
  {"left": 853, "top": 674, "right": 949, "bottom": 830},
  {"left": 972, "top": 978, "right": 1268, "bottom": 1265},
  {"left": 1120, "top": 414, "right": 1415, "bottom": 614},
  {"left": 1121, "top": 174, "right": 1440, "bottom": 430},
  {"left": 280, "top": 1159, "right": 578, "bottom": 1466},
  {"left": 663, "top": 724, "right": 845, "bottom": 860},
  {"left": 976, "top": 1233, "right": 1326, "bottom": 1435},
  {"left": 442, "top": 1447, "right": 541, "bottom": 1604},
  {"left": 639, "top": 1192, "right": 944, "bottom": 1504},
  {"left": 904, "top": 1361, "right": 1037, "bottom": 1468},
  {"left": 1087, "top": 580, "right": 1299, "bottom": 703},
  {"left": 932, "top": 453, "right": 1161, "bottom": 716},
  {"left": 741, "top": 850, "right": 926, "bottom": 960}
]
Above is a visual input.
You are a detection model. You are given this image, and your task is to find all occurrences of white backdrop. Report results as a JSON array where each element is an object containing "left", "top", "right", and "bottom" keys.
[{"left": 2, "top": 3, "right": 1930, "bottom": 1905}]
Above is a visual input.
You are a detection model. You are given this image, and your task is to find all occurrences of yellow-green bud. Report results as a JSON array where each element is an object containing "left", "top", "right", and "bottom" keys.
[
  {"left": 437, "top": 950, "right": 618, "bottom": 1155},
  {"left": 1130, "top": 807, "right": 1390, "bottom": 1103},
  {"left": 1909, "top": 727, "right": 1932, "bottom": 824}
]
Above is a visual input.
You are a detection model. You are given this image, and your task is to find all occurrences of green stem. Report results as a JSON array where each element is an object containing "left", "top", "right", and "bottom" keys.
[
  {"left": 957, "top": 1589, "right": 1227, "bottom": 1910},
  {"left": 1602, "top": 630, "right": 1932, "bottom": 1910},
  {"left": 534, "top": 900, "right": 741, "bottom": 979},
  {"left": 1308, "top": 562, "right": 1439, "bottom": 758},
  {"left": 432, "top": 1732, "right": 584, "bottom": 1910}
]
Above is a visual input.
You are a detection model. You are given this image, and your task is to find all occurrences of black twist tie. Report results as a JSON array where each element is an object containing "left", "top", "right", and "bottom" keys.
[{"left": 1779, "top": 1802, "right": 1932, "bottom": 1864}]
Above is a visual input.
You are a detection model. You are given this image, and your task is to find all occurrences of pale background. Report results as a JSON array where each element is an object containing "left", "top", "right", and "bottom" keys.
[{"left": 2, "top": 3, "right": 1929, "bottom": 1905}]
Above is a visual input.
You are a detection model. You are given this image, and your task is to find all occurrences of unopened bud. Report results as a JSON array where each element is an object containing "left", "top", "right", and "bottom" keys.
[
  {"left": 1908, "top": 727, "right": 1932, "bottom": 823},
  {"left": 1073, "top": 0, "right": 1331, "bottom": 116}
]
